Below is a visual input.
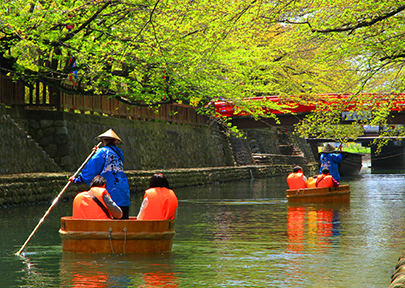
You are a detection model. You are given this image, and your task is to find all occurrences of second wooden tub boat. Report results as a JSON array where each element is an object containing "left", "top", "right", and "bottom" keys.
[
  {"left": 59, "top": 216, "right": 175, "bottom": 254},
  {"left": 286, "top": 185, "right": 351, "bottom": 203}
]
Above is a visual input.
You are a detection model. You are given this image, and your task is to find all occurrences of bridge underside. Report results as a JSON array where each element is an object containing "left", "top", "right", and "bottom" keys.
[
  {"left": 306, "top": 138, "right": 405, "bottom": 173},
  {"left": 232, "top": 114, "right": 405, "bottom": 172}
]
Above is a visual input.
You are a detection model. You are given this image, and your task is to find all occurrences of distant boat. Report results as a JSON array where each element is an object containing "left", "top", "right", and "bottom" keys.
[
  {"left": 339, "top": 151, "right": 364, "bottom": 176},
  {"left": 286, "top": 185, "right": 351, "bottom": 203},
  {"left": 318, "top": 151, "right": 364, "bottom": 176},
  {"left": 59, "top": 216, "right": 175, "bottom": 254}
]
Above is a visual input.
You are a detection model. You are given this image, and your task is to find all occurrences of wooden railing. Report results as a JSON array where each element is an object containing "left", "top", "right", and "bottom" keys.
[{"left": 0, "top": 73, "right": 208, "bottom": 126}]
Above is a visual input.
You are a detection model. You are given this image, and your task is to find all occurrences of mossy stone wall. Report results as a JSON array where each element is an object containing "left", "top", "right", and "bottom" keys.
[
  {"left": 0, "top": 164, "right": 318, "bottom": 208},
  {"left": 6, "top": 107, "right": 235, "bottom": 172}
]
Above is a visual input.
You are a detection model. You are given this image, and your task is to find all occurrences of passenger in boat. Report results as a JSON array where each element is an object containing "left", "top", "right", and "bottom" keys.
[
  {"left": 287, "top": 166, "right": 308, "bottom": 189},
  {"left": 306, "top": 176, "right": 317, "bottom": 188},
  {"left": 319, "top": 144, "right": 344, "bottom": 182},
  {"left": 137, "top": 173, "right": 178, "bottom": 220},
  {"left": 72, "top": 175, "right": 123, "bottom": 219},
  {"left": 316, "top": 168, "right": 339, "bottom": 188},
  {"left": 69, "top": 129, "right": 131, "bottom": 219}
]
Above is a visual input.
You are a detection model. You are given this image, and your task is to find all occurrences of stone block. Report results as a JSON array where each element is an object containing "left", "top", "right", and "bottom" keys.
[
  {"left": 40, "top": 119, "right": 54, "bottom": 128},
  {"left": 45, "top": 144, "right": 58, "bottom": 158},
  {"left": 60, "top": 155, "right": 72, "bottom": 167},
  {"left": 55, "top": 126, "right": 68, "bottom": 135},
  {"left": 29, "top": 119, "right": 40, "bottom": 129},
  {"left": 54, "top": 120, "right": 67, "bottom": 127},
  {"left": 39, "top": 135, "right": 54, "bottom": 147}
]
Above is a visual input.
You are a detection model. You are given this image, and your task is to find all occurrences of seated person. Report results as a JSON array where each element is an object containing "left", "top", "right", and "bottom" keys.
[
  {"left": 72, "top": 175, "right": 123, "bottom": 219},
  {"left": 137, "top": 173, "right": 178, "bottom": 220},
  {"left": 306, "top": 175, "right": 317, "bottom": 188},
  {"left": 316, "top": 168, "right": 339, "bottom": 188},
  {"left": 287, "top": 166, "right": 307, "bottom": 189}
]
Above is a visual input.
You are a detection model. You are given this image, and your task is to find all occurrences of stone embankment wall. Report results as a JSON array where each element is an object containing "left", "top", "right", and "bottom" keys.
[
  {"left": 4, "top": 105, "right": 316, "bottom": 174},
  {"left": 7, "top": 107, "right": 235, "bottom": 172},
  {"left": 0, "top": 107, "right": 61, "bottom": 174},
  {"left": 0, "top": 103, "right": 318, "bottom": 207},
  {"left": 233, "top": 126, "right": 316, "bottom": 168},
  {"left": 0, "top": 164, "right": 318, "bottom": 208}
]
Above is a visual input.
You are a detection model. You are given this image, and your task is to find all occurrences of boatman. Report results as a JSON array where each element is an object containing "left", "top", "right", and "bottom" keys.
[
  {"left": 69, "top": 129, "right": 131, "bottom": 219},
  {"left": 316, "top": 168, "right": 339, "bottom": 188},
  {"left": 286, "top": 166, "right": 307, "bottom": 189},
  {"left": 73, "top": 175, "right": 123, "bottom": 219},
  {"left": 319, "top": 144, "right": 344, "bottom": 182}
]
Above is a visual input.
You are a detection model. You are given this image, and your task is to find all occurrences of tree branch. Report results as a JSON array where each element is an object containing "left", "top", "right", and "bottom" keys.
[
  {"left": 45, "top": 0, "right": 113, "bottom": 47},
  {"left": 379, "top": 53, "right": 405, "bottom": 61},
  {"left": 311, "top": 5, "right": 405, "bottom": 33}
]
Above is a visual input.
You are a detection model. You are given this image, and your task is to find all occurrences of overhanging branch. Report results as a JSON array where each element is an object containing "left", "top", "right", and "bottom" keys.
[{"left": 311, "top": 5, "right": 405, "bottom": 33}]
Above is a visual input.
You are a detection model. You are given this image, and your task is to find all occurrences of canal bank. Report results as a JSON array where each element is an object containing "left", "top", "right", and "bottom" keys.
[
  {"left": 1, "top": 103, "right": 316, "bottom": 174},
  {"left": 0, "top": 163, "right": 318, "bottom": 208}
]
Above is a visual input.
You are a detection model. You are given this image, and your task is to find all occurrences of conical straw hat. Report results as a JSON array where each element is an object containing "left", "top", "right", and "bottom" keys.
[
  {"left": 95, "top": 129, "right": 123, "bottom": 144},
  {"left": 322, "top": 144, "right": 336, "bottom": 153}
]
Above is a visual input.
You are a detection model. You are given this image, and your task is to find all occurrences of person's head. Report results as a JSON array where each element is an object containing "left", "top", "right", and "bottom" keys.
[
  {"left": 103, "top": 138, "right": 117, "bottom": 145},
  {"left": 91, "top": 175, "right": 107, "bottom": 187},
  {"left": 321, "top": 144, "right": 336, "bottom": 154},
  {"left": 293, "top": 166, "right": 303, "bottom": 173},
  {"left": 322, "top": 167, "right": 330, "bottom": 175},
  {"left": 149, "top": 173, "right": 170, "bottom": 188},
  {"left": 95, "top": 129, "right": 123, "bottom": 145}
]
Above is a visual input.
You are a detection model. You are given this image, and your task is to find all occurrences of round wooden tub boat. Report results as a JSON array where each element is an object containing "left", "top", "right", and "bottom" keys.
[
  {"left": 286, "top": 184, "right": 351, "bottom": 203},
  {"left": 59, "top": 216, "right": 175, "bottom": 254}
]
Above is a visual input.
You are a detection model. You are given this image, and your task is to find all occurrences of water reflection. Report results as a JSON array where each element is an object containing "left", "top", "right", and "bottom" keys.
[
  {"left": 287, "top": 204, "right": 345, "bottom": 253},
  {"left": 59, "top": 253, "right": 179, "bottom": 287},
  {"left": 140, "top": 269, "right": 178, "bottom": 288}
]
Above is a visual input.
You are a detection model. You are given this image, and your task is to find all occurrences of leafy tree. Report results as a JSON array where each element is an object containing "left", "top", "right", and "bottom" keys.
[
  {"left": 276, "top": 0, "right": 405, "bottom": 151},
  {"left": 0, "top": 1, "right": 355, "bottom": 106},
  {"left": 1, "top": 0, "right": 404, "bottom": 148}
]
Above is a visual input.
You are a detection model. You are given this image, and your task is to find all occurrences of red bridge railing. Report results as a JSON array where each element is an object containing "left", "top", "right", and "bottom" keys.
[{"left": 214, "top": 94, "right": 405, "bottom": 117}]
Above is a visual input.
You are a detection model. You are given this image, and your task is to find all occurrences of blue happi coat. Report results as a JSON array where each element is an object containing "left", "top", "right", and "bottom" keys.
[
  {"left": 319, "top": 152, "right": 344, "bottom": 182},
  {"left": 79, "top": 144, "right": 130, "bottom": 207}
]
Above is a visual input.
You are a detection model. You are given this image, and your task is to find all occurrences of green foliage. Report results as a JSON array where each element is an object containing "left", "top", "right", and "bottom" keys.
[
  {"left": 0, "top": 1, "right": 359, "bottom": 106},
  {"left": 342, "top": 143, "right": 371, "bottom": 154},
  {"left": 1, "top": 0, "right": 405, "bottom": 146}
]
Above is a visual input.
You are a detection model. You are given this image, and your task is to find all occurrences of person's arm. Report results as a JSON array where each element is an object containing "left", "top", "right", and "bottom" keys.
[
  {"left": 137, "top": 196, "right": 148, "bottom": 219},
  {"left": 332, "top": 178, "right": 339, "bottom": 187},
  {"left": 69, "top": 175, "right": 84, "bottom": 184},
  {"left": 80, "top": 149, "right": 105, "bottom": 185},
  {"left": 102, "top": 194, "right": 123, "bottom": 219},
  {"left": 331, "top": 153, "right": 344, "bottom": 163}
]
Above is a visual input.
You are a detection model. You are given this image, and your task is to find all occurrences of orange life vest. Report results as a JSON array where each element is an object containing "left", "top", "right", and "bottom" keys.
[
  {"left": 72, "top": 187, "right": 112, "bottom": 219},
  {"left": 316, "top": 174, "right": 334, "bottom": 188},
  {"left": 306, "top": 177, "right": 317, "bottom": 188},
  {"left": 287, "top": 172, "right": 306, "bottom": 189},
  {"left": 137, "top": 187, "right": 178, "bottom": 220}
]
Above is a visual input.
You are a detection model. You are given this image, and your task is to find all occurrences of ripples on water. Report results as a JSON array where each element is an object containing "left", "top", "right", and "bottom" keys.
[{"left": 1, "top": 169, "right": 405, "bottom": 287}]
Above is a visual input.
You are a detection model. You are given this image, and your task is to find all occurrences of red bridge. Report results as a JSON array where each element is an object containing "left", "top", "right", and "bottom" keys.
[{"left": 213, "top": 93, "right": 405, "bottom": 128}]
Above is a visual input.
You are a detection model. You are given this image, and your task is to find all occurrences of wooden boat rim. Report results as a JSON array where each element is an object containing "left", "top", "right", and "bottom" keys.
[
  {"left": 286, "top": 184, "right": 350, "bottom": 193},
  {"left": 286, "top": 191, "right": 350, "bottom": 199},
  {"left": 59, "top": 230, "right": 176, "bottom": 240},
  {"left": 60, "top": 216, "right": 174, "bottom": 223}
]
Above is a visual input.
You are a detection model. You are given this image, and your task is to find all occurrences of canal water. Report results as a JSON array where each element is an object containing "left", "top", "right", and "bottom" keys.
[{"left": 1, "top": 165, "right": 405, "bottom": 287}]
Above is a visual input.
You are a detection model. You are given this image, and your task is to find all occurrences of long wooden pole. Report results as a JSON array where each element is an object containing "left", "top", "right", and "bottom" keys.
[{"left": 15, "top": 142, "right": 102, "bottom": 255}]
